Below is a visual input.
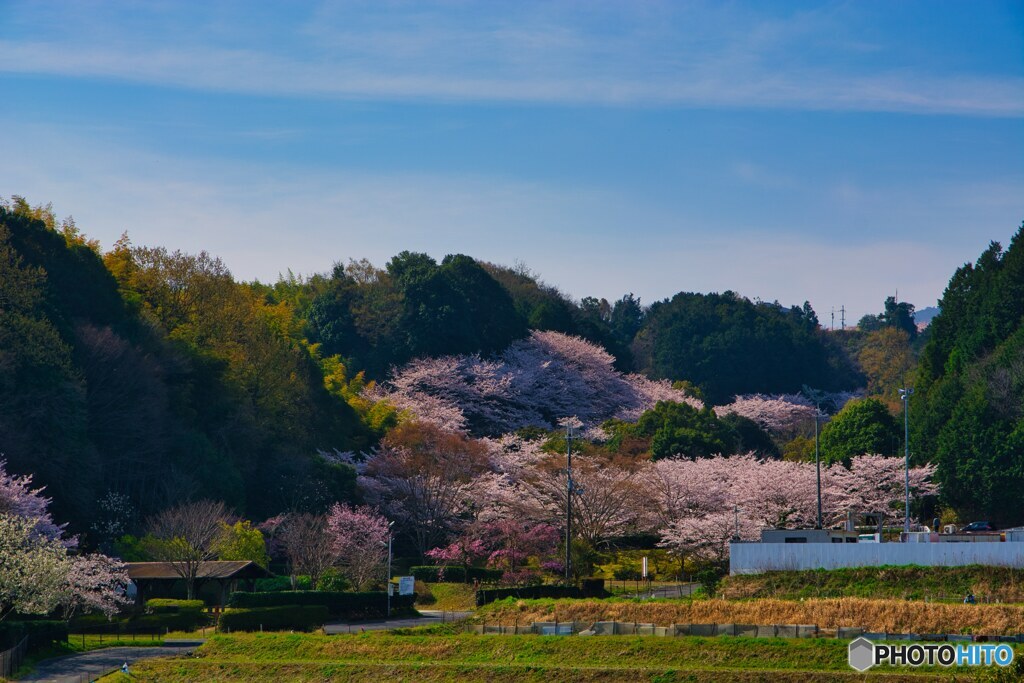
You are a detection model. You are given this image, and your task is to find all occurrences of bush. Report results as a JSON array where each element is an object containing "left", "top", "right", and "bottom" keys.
[
  {"left": 413, "top": 580, "right": 436, "bottom": 605},
  {"left": 254, "top": 576, "right": 313, "bottom": 592},
  {"left": 217, "top": 606, "right": 328, "bottom": 633},
  {"left": 696, "top": 568, "right": 722, "bottom": 597},
  {"left": 411, "top": 566, "right": 504, "bottom": 583},
  {"left": 227, "top": 591, "right": 416, "bottom": 619},
  {"left": 145, "top": 599, "right": 205, "bottom": 614},
  {"left": 316, "top": 568, "right": 351, "bottom": 592}
]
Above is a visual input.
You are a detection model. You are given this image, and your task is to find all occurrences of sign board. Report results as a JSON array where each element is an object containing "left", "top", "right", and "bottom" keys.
[
  {"left": 399, "top": 576, "right": 415, "bottom": 596},
  {"left": 387, "top": 582, "right": 394, "bottom": 596}
]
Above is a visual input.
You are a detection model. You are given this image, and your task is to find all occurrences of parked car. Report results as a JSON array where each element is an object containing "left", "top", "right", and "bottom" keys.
[{"left": 960, "top": 521, "right": 996, "bottom": 533}]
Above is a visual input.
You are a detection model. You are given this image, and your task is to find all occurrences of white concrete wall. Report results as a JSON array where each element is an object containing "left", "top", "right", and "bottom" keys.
[{"left": 730, "top": 541, "right": 1024, "bottom": 574}]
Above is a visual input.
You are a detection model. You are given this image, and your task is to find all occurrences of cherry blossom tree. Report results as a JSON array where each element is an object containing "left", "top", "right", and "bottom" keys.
[
  {"left": 59, "top": 554, "right": 131, "bottom": 619},
  {"left": 517, "top": 456, "right": 642, "bottom": 546},
  {"left": 326, "top": 503, "right": 390, "bottom": 590},
  {"left": 480, "top": 520, "right": 560, "bottom": 572},
  {"left": 425, "top": 537, "right": 488, "bottom": 580},
  {"left": 659, "top": 511, "right": 740, "bottom": 566},
  {"left": 278, "top": 512, "right": 337, "bottom": 589},
  {"left": 0, "top": 459, "right": 67, "bottom": 542},
  {"left": 651, "top": 453, "right": 938, "bottom": 561},
  {"left": 713, "top": 394, "right": 816, "bottom": 435},
  {"left": 828, "top": 454, "right": 939, "bottom": 526},
  {"left": 0, "top": 514, "right": 69, "bottom": 620},
  {"left": 359, "top": 422, "right": 489, "bottom": 557},
  {"left": 368, "top": 331, "right": 701, "bottom": 436}
]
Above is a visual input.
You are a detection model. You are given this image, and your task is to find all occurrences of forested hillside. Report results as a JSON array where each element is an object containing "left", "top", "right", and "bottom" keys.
[
  {"left": 912, "top": 228, "right": 1024, "bottom": 523},
  {"left": 2, "top": 196, "right": 1021, "bottom": 536},
  {"left": 0, "top": 201, "right": 368, "bottom": 531}
]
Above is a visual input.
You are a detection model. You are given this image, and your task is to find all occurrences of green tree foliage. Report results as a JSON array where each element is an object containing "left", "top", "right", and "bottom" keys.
[
  {"left": 913, "top": 225, "right": 1024, "bottom": 523},
  {"left": 0, "top": 201, "right": 366, "bottom": 533},
  {"left": 632, "top": 292, "right": 860, "bottom": 404},
  {"left": 819, "top": 398, "right": 901, "bottom": 466},
  {"left": 858, "top": 327, "right": 915, "bottom": 407},
  {"left": 216, "top": 520, "right": 270, "bottom": 568},
  {"left": 608, "top": 400, "right": 777, "bottom": 460}
]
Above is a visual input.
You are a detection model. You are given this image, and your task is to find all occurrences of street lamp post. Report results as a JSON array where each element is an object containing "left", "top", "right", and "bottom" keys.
[{"left": 899, "top": 388, "right": 914, "bottom": 533}]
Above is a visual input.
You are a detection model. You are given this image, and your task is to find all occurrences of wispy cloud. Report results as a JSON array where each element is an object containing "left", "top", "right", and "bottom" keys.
[{"left": 0, "top": 1, "right": 1021, "bottom": 115}]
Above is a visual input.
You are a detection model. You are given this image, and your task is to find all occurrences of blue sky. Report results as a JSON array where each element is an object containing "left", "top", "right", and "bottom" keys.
[{"left": 1, "top": 1, "right": 1022, "bottom": 322}]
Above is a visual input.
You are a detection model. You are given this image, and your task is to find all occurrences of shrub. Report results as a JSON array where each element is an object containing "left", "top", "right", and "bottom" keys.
[
  {"left": 254, "top": 576, "right": 313, "bottom": 592},
  {"left": 145, "top": 599, "right": 205, "bottom": 614},
  {"left": 217, "top": 606, "right": 328, "bottom": 633},
  {"left": 316, "top": 568, "right": 351, "bottom": 592},
  {"left": 414, "top": 580, "right": 436, "bottom": 605},
  {"left": 476, "top": 585, "right": 584, "bottom": 607},
  {"left": 227, "top": 591, "right": 415, "bottom": 619}
]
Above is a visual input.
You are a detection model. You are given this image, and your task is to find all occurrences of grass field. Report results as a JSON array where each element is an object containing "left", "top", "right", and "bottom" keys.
[
  {"left": 415, "top": 582, "right": 478, "bottom": 611},
  {"left": 722, "top": 566, "right": 1024, "bottom": 603},
  {"left": 475, "top": 597, "right": 1024, "bottom": 635},
  {"left": 94, "top": 631, "right": 1006, "bottom": 682}
]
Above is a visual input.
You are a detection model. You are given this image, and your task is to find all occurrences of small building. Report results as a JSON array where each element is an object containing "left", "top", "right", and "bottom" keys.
[
  {"left": 760, "top": 529, "right": 860, "bottom": 544},
  {"left": 126, "top": 561, "right": 272, "bottom": 606}
]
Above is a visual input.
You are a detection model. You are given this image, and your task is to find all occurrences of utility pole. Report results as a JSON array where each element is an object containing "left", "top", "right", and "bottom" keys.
[
  {"left": 814, "top": 407, "right": 823, "bottom": 529},
  {"left": 562, "top": 418, "right": 579, "bottom": 583},
  {"left": 899, "top": 388, "right": 914, "bottom": 533},
  {"left": 386, "top": 521, "right": 394, "bottom": 618},
  {"left": 840, "top": 305, "right": 846, "bottom": 330},
  {"left": 831, "top": 308, "right": 835, "bottom": 331}
]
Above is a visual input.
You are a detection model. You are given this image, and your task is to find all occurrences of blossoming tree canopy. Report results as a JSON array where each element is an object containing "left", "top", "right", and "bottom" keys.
[{"left": 368, "top": 330, "right": 700, "bottom": 436}]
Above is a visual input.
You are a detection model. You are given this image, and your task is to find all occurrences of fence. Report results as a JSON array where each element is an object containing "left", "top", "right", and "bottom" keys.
[
  {"left": 0, "top": 635, "right": 28, "bottom": 678},
  {"left": 730, "top": 541, "right": 1024, "bottom": 574},
  {"left": 468, "top": 620, "right": 1024, "bottom": 643}
]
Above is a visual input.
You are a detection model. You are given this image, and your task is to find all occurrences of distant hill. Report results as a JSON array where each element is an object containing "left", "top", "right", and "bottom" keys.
[{"left": 915, "top": 306, "right": 940, "bottom": 326}]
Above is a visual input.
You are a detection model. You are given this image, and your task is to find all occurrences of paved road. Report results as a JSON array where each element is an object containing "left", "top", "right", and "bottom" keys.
[
  {"left": 644, "top": 582, "right": 699, "bottom": 599},
  {"left": 323, "top": 610, "right": 474, "bottom": 635},
  {"left": 20, "top": 643, "right": 200, "bottom": 683}
]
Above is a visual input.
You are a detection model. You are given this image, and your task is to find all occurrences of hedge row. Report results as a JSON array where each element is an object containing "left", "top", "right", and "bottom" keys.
[
  {"left": 145, "top": 599, "right": 205, "bottom": 614},
  {"left": 0, "top": 620, "right": 68, "bottom": 650},
  {"left": 70, "top": 611, "right": 209, "bottom": 634},
  {"left": 227, "top": 591, "right": 415, "bottom": 619},
  {"left": 475, "top": 581, "right": 607, "bottom": 607},
  {"left": 411, "top": 566, "right": 504, "bottom": 583},
  {"left": 218, "top": 606, "right": 328, "bottom": 633}
]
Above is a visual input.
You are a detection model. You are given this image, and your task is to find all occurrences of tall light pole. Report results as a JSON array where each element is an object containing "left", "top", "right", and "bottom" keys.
[
  {"left": 814, "top": 407, "right": 823, "bottom": 529},
  {"left": 899, "top": 388, "right": 914, "bottom": 533}
]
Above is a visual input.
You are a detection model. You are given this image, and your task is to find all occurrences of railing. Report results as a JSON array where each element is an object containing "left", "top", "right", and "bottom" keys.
[{"left": 0, "top": 635, "right": 29, "bottom": 678}]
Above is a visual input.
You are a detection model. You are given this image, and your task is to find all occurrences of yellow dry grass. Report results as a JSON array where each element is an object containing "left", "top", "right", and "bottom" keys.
[{"left": 478, "top": 597, "right": 1024, "bottom": 635}]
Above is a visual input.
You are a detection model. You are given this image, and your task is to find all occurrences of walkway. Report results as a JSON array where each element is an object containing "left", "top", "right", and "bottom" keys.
[{"left": 19, "top": 642, "right": 202, "bottom": 683}]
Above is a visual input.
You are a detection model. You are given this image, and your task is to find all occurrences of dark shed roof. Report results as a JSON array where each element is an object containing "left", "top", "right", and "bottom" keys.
[{"left": 126, "top": 561, "right": 272, "bottom": 581}]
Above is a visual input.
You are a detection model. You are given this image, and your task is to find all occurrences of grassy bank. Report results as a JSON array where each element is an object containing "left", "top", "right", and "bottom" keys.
[
  {"left": 722, "top": 566, "right": 1024, "bottom": 602},
  {"left": 95, "top": 632, "right": 972, "bottom": 682},
  {"left": 476, "top": 597, "right": 1024, "bottom": 635},
  {"left": 415, "top": 583, "right": 477, "bottom": 611}
]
